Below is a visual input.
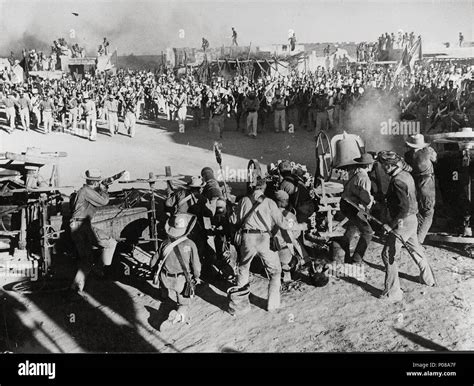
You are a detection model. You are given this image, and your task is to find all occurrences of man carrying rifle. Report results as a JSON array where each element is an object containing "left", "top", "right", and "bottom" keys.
[
  {"left": 230, "top": 178, "right": 307, "bottom": 312},
  {"left": 338, "top": 153, "right": 375, "bottom": 264},
  {"left": 151, "top": 214, "right": 201, "bottom": 329},
  {"left": 377, "top": 151, "right": 436, "bottom": 302},
  {"left": 69, "top": 169, "right": 117, "bottom": 296},
  {"left": 404, "top": 134, "right": 437, "bottom": 244}
]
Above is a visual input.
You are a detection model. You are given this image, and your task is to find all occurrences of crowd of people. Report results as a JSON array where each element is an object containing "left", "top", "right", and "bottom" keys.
[
  {"left": 1, "top": 55, "right": 473, "bottom": 140},
  {"left": 20, "top": 37, "right": 105, "bottom": 73},
  {"left": 2, "top": 33, "right": 473, "bottom": 331},
  {"left": 356, "top": 30, "right": 421, "bottom": 62},
  {"left": 69, "top": 127, "right": 443, "bottom": 327}
]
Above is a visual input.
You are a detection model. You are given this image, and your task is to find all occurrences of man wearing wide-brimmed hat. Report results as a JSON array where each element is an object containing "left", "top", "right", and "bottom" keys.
[
  {"left": 69, "top": 169, "right": 117, "bottom": 296},
  {"left": 67, "top": 89, "right": 79, "bottom": 134},
  {"left": 230, "top": 177, "right": 308, "bottom": 312},
  {"left": 81, "top": 92, "right": 97, "bottom": 141},
  {"left": 338, "top": 153, "right": 375, "bottom": 264},
  {"left": 272, "top": 89, "right": 287, "bottom": 133},
  {"left": 104, "top": 93, "right": 119, "bottom": 136},
  {"left": 404, "top": 134, "right": 437, "bottom": 243},
  {"left": 165, "top": 176, "right": 205, "bottom": 215},
  {"left": 30, "top": 88, "right": 42, "bottom": 130},
  {"left": 152, "top": 213, "right": 201, "bottom": 329},
  {"left": 16, "top": 88, "right": 32, "bottom": 131},
  {"left": 39, "top": 92, "right": 55, "bottom": 134},
  {"left": 273, "top": 190, "right": 307, "bottom": 283},
  {"left": 376, "top": 151, "right": 436, "bottom": 302}
]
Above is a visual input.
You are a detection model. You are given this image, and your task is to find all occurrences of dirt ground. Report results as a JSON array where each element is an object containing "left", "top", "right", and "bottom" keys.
[{"left": 0, "top": 114, "right": 473, "bottom": 353}]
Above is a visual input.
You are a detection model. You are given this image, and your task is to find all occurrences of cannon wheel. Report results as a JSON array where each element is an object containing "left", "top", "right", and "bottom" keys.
[
  {"left": 315, "top": 131, "right": 333, "bottom": 183},
  {"left": 247, "top": 159, "right": 263, "bottom": 194}
]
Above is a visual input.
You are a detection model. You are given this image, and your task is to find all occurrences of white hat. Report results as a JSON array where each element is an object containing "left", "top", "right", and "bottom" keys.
[
  {"left": 406, "top": 134, "right": 429, "bottom": 149},
  {"left": 165, "top": 214, "right": 189, "bottom": 238},
  {"left": 83, "top": 169, "right": 102, "bottom": 181}
]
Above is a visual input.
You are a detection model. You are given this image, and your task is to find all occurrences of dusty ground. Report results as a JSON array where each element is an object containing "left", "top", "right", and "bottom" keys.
[{"left": 0, "top": 113, "right": 473, "bottom": 353}]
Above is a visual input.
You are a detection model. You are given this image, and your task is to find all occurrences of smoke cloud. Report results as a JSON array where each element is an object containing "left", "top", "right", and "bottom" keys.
[{"left": 342, "top": 88, "right": 406, "bottom": 154}]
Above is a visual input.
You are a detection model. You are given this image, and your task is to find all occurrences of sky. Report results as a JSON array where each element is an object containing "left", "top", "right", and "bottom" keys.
[{"left": 0, "top": 0, "right": 472, "bottom": 55}]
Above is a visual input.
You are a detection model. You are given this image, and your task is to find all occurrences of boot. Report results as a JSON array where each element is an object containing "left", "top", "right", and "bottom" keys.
[
  {"left": 72, "top": 269, "right": 87, "bottom": 292},
  {"left": 351, "top": 252, "right": 363, "bottom": 264},
  {"left": 100, "top": 240, "right": 117, "bottom": 266},
  {"left": 330, "top": 240, "right": 346, "bottom": 263},
  {"left": 267, "top": 275, "right": 281, "bottom": 312},
  {"left": 282, "top": 270, "right": 292, "bottom": 283},
  {"left": 227, "top": 285, "right": 251, "bottom": 316}
]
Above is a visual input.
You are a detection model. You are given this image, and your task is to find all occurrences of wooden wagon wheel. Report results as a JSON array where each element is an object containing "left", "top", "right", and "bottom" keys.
[
  {"left": 247, "top": 159, "right": 263, "bottom": 194},
  {"left": 315, "top": 131, "right": 333, "bottom": 183}
]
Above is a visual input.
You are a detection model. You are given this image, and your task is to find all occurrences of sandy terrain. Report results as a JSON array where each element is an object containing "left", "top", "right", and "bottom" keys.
[{"left": 0, "top": 115, "right": 473, "bottom": 353}]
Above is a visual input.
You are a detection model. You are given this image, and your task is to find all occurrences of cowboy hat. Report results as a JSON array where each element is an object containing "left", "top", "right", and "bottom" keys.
[
  {"left": 406, "top": 134, "right": 429, "bottom": 149},
  {"left": 165, "top": 214, "right": 189, "bottom": 238},
  {"left": 188, "top": 176, "right": 204, "bottom": 188},
  {"left": 83, "top": 169, "right": 102, "bottom": 181},
  {"left": 274, "top": 190, "right": 290, "bottom": 203},
  {"left": 215, "top": 198, "right": 227, "bottom": 214},
  {"left": 353, "top": 153, "right": 375, "bottom": 165}
]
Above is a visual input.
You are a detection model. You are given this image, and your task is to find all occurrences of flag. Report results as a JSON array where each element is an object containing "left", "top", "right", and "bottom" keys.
[
  {"left": 393, "top": 37, "right": 422, "bottom": 83},
  {"left": 96, "top": 50, "right": 117, "bottom": 72}
]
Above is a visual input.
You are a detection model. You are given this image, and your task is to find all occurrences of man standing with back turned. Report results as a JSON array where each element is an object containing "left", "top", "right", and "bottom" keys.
[
  {"left": 230, "top": 178, "right": 307, "bottom": 313},
  {"left": 69, "top": 169, "right": 117, "bottom": 296},
  {"left": 377, "top": 151, "right": 436, "bottom": 302}
]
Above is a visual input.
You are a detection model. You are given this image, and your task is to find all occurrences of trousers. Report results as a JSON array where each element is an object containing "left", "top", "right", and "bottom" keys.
[
  {"left": 86, "top": 115, "right": 97, "bottom": 140},
  {"left": 20, "top": 108, "right": 30, "bottom": 130},
  {"left": 108, "top": 112, "right": 119, "bottom": 134},
  {"left": 415, "top": 175, "right": 435, "bottom": 243},
  {"left": 236, "top": 233, "right": 281, "bottom": 310},
  {"left": 247, "top": 112, "right": 258, "bottom": 136},
  {"left": 124, "top": 112, "right": 136, "bottom": 137},
  {"left": 274, "top": 109, "right": 286, "bottom": 132},
  {"left": 381, "top": 214, "right": 435, "bottom": 297},
  {"left": 70, "top": 219, "right": 117, "bottom": 292},
  {"left": 43, "top": 111, "right": 53, "bottom": 133},
  {"left": 4, "top": 107, "right": 15, "bottom": 130}
]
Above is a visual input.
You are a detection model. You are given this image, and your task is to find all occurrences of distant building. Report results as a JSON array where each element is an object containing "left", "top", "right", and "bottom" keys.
[{"left": 257, "top": 44, "right": 305, "bottom": 56}]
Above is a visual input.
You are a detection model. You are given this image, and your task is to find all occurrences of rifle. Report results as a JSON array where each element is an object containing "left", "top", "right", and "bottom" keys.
[
  {"left": 100, "top": 170, "right": 127, "bottom": 187},
  {"left": 342, "top": 197, "right": 437, "bottom": 284},
  {"left": 427, "top": 105, "right": 448, "bottom": 132}
]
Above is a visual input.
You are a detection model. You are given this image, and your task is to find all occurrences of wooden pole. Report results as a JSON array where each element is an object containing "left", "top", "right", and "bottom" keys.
[{"left": 149, "top": 171, "right": 158, "bottom": 251}]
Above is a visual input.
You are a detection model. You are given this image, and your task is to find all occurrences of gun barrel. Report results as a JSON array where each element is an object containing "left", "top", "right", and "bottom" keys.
[{"left": 342, "top": 197, "right": 384, "bottom": 227}]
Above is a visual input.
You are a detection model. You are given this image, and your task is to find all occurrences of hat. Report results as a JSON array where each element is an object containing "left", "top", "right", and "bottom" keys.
[
  {"left": 215, "top": 198, "right": 227, "bottom": 214},
  {"left": 274, "top": 190, "right": 289, "bottom": 203},
  {"left": 255, "top": 177, "right": 267, "bottom": 190},
  {"left": 188, "top": 176, "right": 204, "bottom": 188},
  {"left": 278, "top": 160, "right": 292, "bottom": 173},
  {"left": 279, "top": 179, "right": 296, "bottom": 195},
  {"left": 84, "top": 169, "right": 102, "bottom": 181},
  {"left": 353, "top": 153, "right": 375, "bottom": 165},
  {"left": 376, "top": 151, "right": 403, "bottom": 167},
  {"left": 165, "top": 214, "right": 189, "bottom": 238},
  {"left": 405, "top": 134, "right": 429, "bottom": 149}
]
